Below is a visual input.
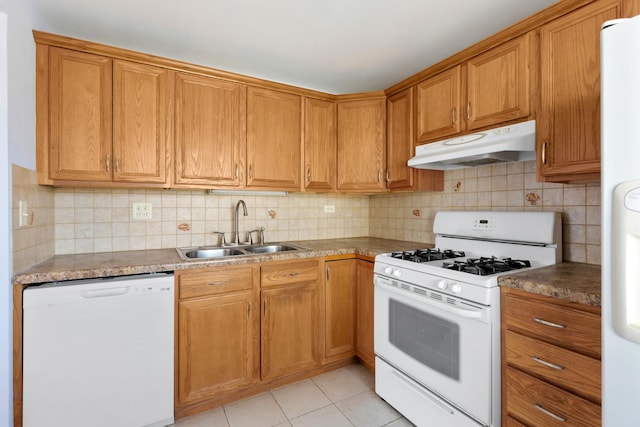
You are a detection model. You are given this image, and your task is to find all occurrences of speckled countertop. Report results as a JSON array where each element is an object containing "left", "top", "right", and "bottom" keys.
[
  {"left": 498, "top": 262, "right": 601, "bottom": 307},
  {"left": 12, "top": 237, "right": 428, "bottom": 285}
]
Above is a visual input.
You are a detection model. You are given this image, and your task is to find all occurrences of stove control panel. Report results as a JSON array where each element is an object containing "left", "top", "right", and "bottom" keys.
[{"left": 472, "top": 218, "right": 495, "bottom": 231}]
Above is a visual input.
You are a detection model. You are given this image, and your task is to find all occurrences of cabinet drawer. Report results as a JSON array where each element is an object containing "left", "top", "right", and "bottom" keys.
[
  {"left": 503, "top": 294, "right": 601, "bottom": 357},
  {"left": 179, "top": 267, "right": 255, "bottom": 299},
  {"left": 261, "top": 260, "right": 320, "bottom": 287},
  {"left": 505, "top": 330, "right": 601, "bottom": 403},
  {"left": 505, "top": 367, "right": 601, "bottom": 427}
]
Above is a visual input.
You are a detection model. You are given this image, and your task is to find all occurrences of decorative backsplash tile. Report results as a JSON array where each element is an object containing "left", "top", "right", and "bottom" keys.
[
  {"left": 11, "top": 159, "right": 601, "bottom": 273},
  {"left": 369, "top": 160, "right": 601, "bottom": 264}
]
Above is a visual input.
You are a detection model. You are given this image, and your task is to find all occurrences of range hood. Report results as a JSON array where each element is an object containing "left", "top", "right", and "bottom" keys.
[{"left": 408, "top": 120, "right": 536, "bottom": 170}]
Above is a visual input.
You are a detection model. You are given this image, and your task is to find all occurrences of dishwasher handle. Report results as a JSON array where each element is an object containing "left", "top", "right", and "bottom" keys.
[{"left": 82, "top": 287, "right": 129, "bottom": 299}]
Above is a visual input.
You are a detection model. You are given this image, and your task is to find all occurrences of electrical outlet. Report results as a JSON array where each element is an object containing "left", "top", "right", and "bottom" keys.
[
  {"left": 324, "top": 205, "right": 335, "bottom": 213},
  {"left": 132, "top": 202, "right": 153, "bottom": 220}
]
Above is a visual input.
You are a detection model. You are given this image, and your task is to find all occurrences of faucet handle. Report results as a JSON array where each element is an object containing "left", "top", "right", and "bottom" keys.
[
  {"left": 247, "top": 227, "right": 266, "bottom": 245},
  {"left": 212, "top": 231, "right": 226, "bottom": 246}
]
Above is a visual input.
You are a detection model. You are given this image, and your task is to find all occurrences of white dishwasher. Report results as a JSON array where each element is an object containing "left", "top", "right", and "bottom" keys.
[{"left": 22, "top": 273, "right": 175, "bottom": 427}]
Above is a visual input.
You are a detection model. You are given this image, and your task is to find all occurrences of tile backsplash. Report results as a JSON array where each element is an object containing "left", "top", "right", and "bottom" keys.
[
  {"left": 53, "top": 189, "right": 370, "bottom": 255},
  {"left": 369, "top": 161, "right": 601, "bottom": 264},
  {"left": 12, "top": 159, "right": 601, "bottom": 273},
  {"left": 11, "top": 165, "right": 55, "bottom": 273}
]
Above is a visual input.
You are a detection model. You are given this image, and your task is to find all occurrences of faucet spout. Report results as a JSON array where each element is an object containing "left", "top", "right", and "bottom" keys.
[{"left": 234, "top": 200, "right": 248, "bottom": 244}]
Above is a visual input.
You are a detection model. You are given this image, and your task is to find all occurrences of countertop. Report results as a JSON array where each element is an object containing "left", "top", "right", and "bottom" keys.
[
  {"left": 498, "top": 262, "right": 601, "bottom": 307},
  {"left": 12, "top": 237, "right": 427, "bottom": 285}
]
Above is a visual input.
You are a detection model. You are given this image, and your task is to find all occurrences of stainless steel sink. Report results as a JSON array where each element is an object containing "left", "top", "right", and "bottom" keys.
[
  {"left": 243, "top": 244, "right": 301, "bottom": 254},
  {"left": 176, "top": 242, "right": 309, "bottom": 261},
  {"left": 181, "top": 248, "right": 246, "bottom": 259}
]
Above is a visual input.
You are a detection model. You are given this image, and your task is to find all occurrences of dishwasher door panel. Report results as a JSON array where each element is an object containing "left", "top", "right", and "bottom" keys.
[{"left": 22, "top": 274, "right": 174, "bottom": 427}]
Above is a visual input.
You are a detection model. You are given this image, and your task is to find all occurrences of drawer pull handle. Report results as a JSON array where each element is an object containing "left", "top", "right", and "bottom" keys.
[
  {"left": 533, "top": 317, "right": 566, "bottom": 329},
  {"left": 534, "top": 403, "right": 567, "bottom": 422},
  {"left": 283, "top": 272, "right": 299, "bottom": 277},
  {"left": 532, "top": 356, "right": 564, "bottom": 370},
  {"left": 207, "top": 281, "right": 227, "bottom": 286}
]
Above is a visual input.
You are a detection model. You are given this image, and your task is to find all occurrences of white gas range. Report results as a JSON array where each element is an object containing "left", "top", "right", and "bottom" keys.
[{"left": 374, "top": 210, "right": 562, "bottom": 427}]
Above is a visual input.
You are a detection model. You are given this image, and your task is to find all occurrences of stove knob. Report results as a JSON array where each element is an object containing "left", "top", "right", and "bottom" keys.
[
  {"left": 393, "top": 269, "right": 402, "bottom": 278},
  {"left": 384, "top": 267, "right": 393, "bottom": 275},
  {"left": 451, "top": 283, "right": 462, "bottom": 294},
  {"left": 437, "top": 280, "right": 448, "bottom": 290}
]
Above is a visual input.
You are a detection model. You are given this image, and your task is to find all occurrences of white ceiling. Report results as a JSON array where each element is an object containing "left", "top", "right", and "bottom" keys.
[{"left": 32, "top": 0, "right": 560, "bottom": 94}]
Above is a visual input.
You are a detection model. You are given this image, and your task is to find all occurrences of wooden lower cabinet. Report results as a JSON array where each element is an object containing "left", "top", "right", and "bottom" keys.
[
  {"left": 261, "top": 281, "right": 322, "bottom": 380},
  {"left": 355, "top": 258, "right": 375, "bottom": 369},
  {"left": 175, "top": 257, "right": 369, "bottom": 418},
  {"left": 324, "top": 258, "right": 357, "bottom": 359},
  {"left": 176, "top": 266, "right": 260, "bottom": 408},
  {"left": 501, "top": 288, "right": 602, "bottom": 426}
]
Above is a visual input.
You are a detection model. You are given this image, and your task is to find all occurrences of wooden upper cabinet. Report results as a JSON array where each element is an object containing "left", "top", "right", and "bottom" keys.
[
  {"left": 387, "top": 88, "right": 415, "bottom": 190},
  {"left": 43, "top": 47, "right": 172, "bottom": 185},
  {"left": 48, "top": 47, "right": 112, "bottom": 182},
  {"left": 303, "top": 98, "right": 337, "bottom": 191},
  {"left": 466, "top": 33, "right": 530, "bottom": 130},
  {"left": 113, "top": 60, "right": 173, "bottom": 184},
  {"left": 416, "top": 66, "right": 462, "bottom": 143},
  {"left": 537, "top": 0, "right": 621, "bottom": 182},
  {"left": 247, "top": 87, "right": 302, "bottom": 190},
  {"left": 416, "top": 34, "right": 531, "bottom": 144},
  {"left": 337, "top": 98, "right": 386, "bottom": 192},
  {"left": 174, "top": 73, "right": 246, "bottom": 187},
  {"left": 387, "top": 88, "right": 444, "bottom": 192}
]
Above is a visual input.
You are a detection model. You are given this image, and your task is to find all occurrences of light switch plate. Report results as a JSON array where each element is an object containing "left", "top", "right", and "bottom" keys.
[
  {"left": 132, "top": 202, "right": 153, "bottom": 220},
  {"left": 324, "top": 205, "right": 335, "bottom": 213},
  {"left": 19, "top": 200, "right": 28, "bottom": 227}
]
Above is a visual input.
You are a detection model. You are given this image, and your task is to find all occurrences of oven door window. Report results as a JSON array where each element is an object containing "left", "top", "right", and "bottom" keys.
[{"left": 389, "top": 299, "right": 459, "bottom": 380}]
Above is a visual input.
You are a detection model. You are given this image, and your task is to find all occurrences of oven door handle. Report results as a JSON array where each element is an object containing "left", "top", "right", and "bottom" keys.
[{"left": 375, "top": 278, "right": 484, "bottom": 319}]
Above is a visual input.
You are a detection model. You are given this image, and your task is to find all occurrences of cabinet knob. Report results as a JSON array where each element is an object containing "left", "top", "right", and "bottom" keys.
[
  {"left": 105, "top": 154, "right": 110, "bottom": 173},
  {"left": 306, "top": 165, "right": 311, "bottom": 184},
  {"left": 542, "top": 142, "right": 548, "bottom": 164},
  {"left": 451, "top": 107, "right": 457, "bottom": 125},
  {"left": 466, "top": 102, "right": 471, "bottom": 121}
]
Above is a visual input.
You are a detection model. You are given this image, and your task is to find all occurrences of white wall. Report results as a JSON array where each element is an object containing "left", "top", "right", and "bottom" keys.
[
  {"left": 0, "top": 0, "right": 43, "bottom": 424},
  {"left": 1, "top": 10, "right": 11, "bottom": 427}
]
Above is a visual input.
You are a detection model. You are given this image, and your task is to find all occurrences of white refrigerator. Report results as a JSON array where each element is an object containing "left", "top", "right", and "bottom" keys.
[{"left": 601, "top": 14, "right": 640, "bottom": 427}]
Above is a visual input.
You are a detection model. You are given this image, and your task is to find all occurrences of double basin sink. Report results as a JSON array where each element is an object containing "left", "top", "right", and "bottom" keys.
[{"left": 176, "top": 242, "right": 310, "bottom": 261}]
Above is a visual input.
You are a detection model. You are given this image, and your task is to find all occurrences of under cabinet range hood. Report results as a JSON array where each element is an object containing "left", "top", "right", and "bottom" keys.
[{"left": 408, "top": 120, "right": 536, "bottom": 170}]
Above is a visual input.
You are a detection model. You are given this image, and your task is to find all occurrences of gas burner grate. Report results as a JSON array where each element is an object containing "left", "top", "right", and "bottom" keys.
[
  {"left": 442, "top": 256, "right": 531, "bottom": 276},
  {"left": 390, "top": 248, "right": 466, "bottom": 263}
]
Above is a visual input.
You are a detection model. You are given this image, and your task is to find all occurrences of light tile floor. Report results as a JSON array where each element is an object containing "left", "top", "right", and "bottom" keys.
[{"left": 172, "top": 363, "right": 415, "bottom": 427}]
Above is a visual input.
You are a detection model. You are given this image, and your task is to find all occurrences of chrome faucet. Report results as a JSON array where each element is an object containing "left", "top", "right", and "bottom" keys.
[{"left": 234, "top": 200, "right": 248, "bottom": 244}]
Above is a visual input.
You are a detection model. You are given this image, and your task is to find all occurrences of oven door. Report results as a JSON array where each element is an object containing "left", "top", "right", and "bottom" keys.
[{"left": 374, "top": 274, "right": 496, "bottom": 425}]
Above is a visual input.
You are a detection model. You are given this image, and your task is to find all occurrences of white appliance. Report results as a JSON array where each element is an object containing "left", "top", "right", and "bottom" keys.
[
  {"left": 407, "top": 119, "right": 536, "bottom": 170},
  {"left": 601, "top": 14, "right": 640, "bottom": 427},
  {"left": 22, "top": 273, "right": 175, "bottom": 427},
  {"left": 374, "top": 210, "right": 561, "bottom": 427}
]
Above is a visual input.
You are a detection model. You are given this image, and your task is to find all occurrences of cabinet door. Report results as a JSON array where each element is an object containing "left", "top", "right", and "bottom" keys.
[
  {"left": 466, "top": 34, "right": 531, "bottom": 130},
  {"left": 386, "top": 88, "right": 415, "bottom": 190},
  {"left": 325, "top": 259, "right": 356, "bottom": 358},
  {"left": 356, "top": 259, "right": 374, "bottom": 369},
  {"left": 48, "top": 47, "right": 112, "bottom": 181},
  {"left": 178, "top": 291, "right": 259, "bottom": 404},
  {"left": 538, "top": 0, "right": 621, "bottom": 182},
  {"left": 247, "top": 88, "right": 301, "bottom": 190},
  {"left": 416, "top": 65, "right": 462, "bottom": 143},
  {"left": 304, "top": 98, "right": 337, "bottom": 191},
  {"left": 386, "top": 89, "right": 445, "bottom": 192},
  {"left": 113, "top": 61, "right": 173, "bottom": 184},
  {"left": 175, "top": 73, "right": 246, "bottom": 187},
  {"left": 337, "top": 98, "right": 386, "bottom": 192},
  {"left": 261, "top": 282, "right": 321, "bottom": 380}
]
